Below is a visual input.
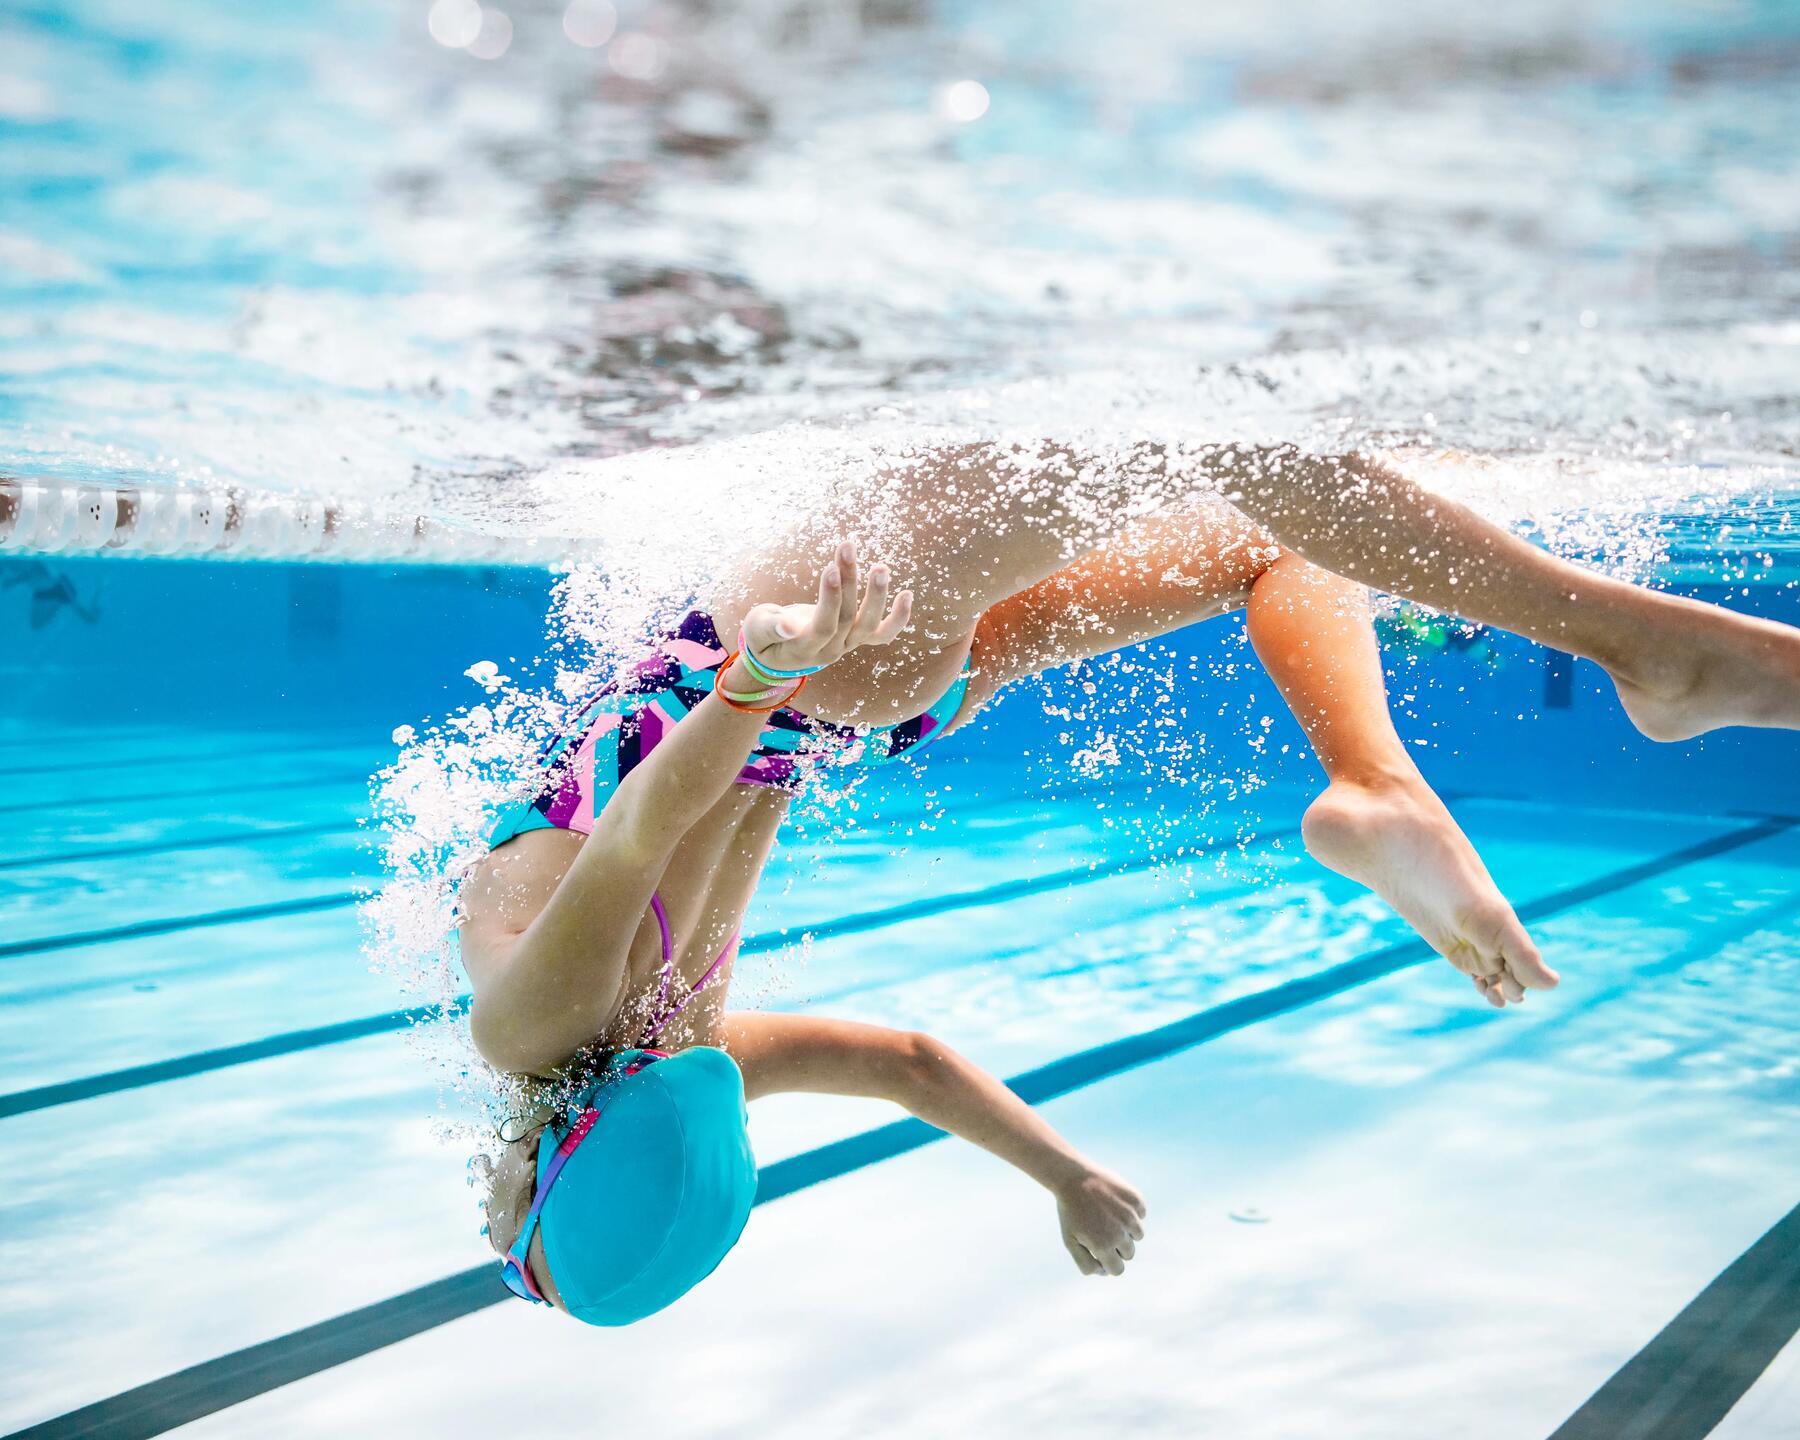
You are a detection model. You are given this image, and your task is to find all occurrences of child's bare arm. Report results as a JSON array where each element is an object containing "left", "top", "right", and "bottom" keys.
[
  {"left": 726, "top": 1011, "right": 1147, "bottom": 1275},
  {"left": 466, "top": 543, "right": 909, "bottom": 1074}
]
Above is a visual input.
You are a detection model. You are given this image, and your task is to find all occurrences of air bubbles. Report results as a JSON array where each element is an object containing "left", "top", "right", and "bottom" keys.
[
  {"left": 562, "top": 0, "right": 617, "bottom": 48},
  {"left": 427, "top": 0, "right": 483, "bottom": 49},
  {"left": 468, "top": 9, "right": 513, "bottom": 60},
  {"left": 934, "top": 79, "right": 990, "bottom": 124},
  {"left": 609, "top": 32, "right": 668, "bottom": 81},
  {"left": 465, "top": 660, "right": 512, "bottom": 692}
]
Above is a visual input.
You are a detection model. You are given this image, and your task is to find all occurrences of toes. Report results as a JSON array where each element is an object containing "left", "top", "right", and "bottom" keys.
[
  {"left": 1473, "top": 975, "right": 1506, "bottom": 1008},
  {"left": 1503, "top": 931, "right": 1560, "bottom": 990},
  {"left": 1453, "top": 941, "right": 1504, "bottom": 979},
  {"left": 1459, "top": 904, "right": 1552, "bottom": 995}
]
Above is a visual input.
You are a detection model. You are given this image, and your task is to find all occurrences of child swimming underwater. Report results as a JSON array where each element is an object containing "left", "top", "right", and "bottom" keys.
[
  {"left": 474, "top": 564, "right": 1150, "bottom": 1320},
  {"left": 465, "top": 443, "right": 1800, "bottom": 1323}
]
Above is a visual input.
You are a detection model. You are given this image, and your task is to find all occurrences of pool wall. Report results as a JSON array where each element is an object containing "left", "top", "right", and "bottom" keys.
[{"left": 3, "top": 554, "right": 1795, "bottom": 816}]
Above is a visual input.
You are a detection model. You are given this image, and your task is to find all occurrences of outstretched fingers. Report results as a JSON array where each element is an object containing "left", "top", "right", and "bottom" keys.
[
  {"left": 809, "top": 551, "right": 845, "bottom": 646},
  {"left": 866, "top": 586, "right": 914, "bottom": 645},
  {"left": 845, "top": 559, "right": 891, "bottom": 646},
  {"left": 849, "top": 573, "right": 913, "bottom": 649},
  {"left": 833, "top": 539, "right": 861, "bottom": 633},
  {"left": 830, "top": 538, "right": 913, "bottom": 650},
  {"left": 746, "top": 540, "right": 915, "bottom": 670}
]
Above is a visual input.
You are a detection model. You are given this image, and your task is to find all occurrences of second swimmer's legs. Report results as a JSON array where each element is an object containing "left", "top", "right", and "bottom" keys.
[
  {"left": 953, "top": 501, "right": 1554, "bottom": 1004},
  {"left": 1213, "top": 447, "right": 1800, "bottom": 742},
  {"left": 1245, "top": 550, "right": 1554, "bottom": 1004},
  {"left": 722, "top": 440, "right": 1800, "bottom": 744}
]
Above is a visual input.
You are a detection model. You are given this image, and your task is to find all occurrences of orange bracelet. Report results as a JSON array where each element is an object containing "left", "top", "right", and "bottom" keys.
[{"left": 714, "top": 651, "right": 807, "bottom": 713}]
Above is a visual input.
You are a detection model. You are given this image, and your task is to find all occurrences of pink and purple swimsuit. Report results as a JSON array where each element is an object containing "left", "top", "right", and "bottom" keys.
[{"left": 486, "top": 609, "right": 968, "bottom": 852}]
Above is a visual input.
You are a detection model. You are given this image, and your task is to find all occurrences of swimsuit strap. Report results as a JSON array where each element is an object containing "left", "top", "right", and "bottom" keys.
[{"left": 639, "top": 891, "right": 739, "bottom": 1046}]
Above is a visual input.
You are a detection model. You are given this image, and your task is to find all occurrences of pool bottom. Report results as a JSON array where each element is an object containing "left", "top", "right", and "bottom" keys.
[{"left": 7, "top": 788, "right": 1792, "bottom": 1440}]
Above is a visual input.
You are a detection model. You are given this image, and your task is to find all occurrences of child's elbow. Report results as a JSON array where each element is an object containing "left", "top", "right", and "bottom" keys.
[
  {"left": 470, "top": 998, "right": 546, "bottom": 1077},
  {"left": 892, "top": 1029, "right": 957, "bottom": 1095}
]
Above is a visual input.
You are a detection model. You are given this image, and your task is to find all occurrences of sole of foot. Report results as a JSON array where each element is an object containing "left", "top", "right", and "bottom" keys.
[{"left": 1301, "top": 777, "right": 1557, "bottom": 1007}]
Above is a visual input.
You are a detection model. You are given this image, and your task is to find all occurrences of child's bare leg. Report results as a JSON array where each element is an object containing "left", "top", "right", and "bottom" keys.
[
  {"left": 1212, "top": 447, "right": 1800, "bottom": 741},
  {"left": 955, "top": 500, "right": 1553, "bottom": 1004},
  {"left": 1246, "top": 554, "right": 1552, "bottom": 1004},
  {"left": 722, "top": 437, "right": 1798, "bottom": 743}
]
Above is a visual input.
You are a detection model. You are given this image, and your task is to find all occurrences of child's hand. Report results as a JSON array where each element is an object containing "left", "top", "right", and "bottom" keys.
[
  {"left": 1056, "top": 1166, "right": 1147, "bottom": 1277},
  {"left": 742, "top": 539, "right": 912, "bottom": 673}
]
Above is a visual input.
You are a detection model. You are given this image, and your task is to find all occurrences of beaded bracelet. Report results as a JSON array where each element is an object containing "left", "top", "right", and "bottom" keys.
[
  {"left": 739, "top": 624, "right": 829, "bottom": 682},
  {"left": 714, "top": 651, "right": 807, "bottom": 714}
]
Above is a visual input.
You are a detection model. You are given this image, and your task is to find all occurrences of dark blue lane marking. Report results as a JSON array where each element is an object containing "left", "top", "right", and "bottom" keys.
[
  {"left": 0, "top": 821, "right": 363, "bottom": 873},
  {"left": 0, "top": 1005, "right": 459, "bottom": 1120},
  {"left": 0, "top": 770, "right": 1180, "bottom": 936},
  {"left": 1548, "top": 1200, "right": 1800, "bottom": 1440},
  {"left": 3, "top": 1269, "right": 506, "bottom": 1440},
  {"left": 738, "top": 827, "right": 1299, "bottom": 956},
  {"left": 1726, "top": 807, "right": 1800, "bottom": 825},
  {"left": 758, "top": 817, "right": 1797, "bottom": 1204},
  {"left": 0, "top": 763, "right": 1216, "bottom": 874},
  {"left": 0, "top": 826, "right": 1303, "bottom": 1114},
  {"left": 0, "top": 768, "right": 375, "bottom": 818},
  {"left": 9, "top": 817, "right": 1788, "bottom": 1440},
  {"left": 0, "top": 893, "right": 364, "bottom": 962}
]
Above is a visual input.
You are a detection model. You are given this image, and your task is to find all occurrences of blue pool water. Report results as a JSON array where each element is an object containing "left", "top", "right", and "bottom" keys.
[
  {"left": 2, "top": 557, "right": 1798, "bottom": 1437},
  {"left": 5, "top": 0, "right": 1800, "bottom": 1435}
]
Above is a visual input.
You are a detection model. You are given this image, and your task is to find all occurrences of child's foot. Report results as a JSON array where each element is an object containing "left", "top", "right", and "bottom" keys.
[
  {"left": 1302, "top": 774, "right": 1557, "bottom": 1006},
  {"left": 1607, "top": 599, "right": 1800, "bottom": 743}
]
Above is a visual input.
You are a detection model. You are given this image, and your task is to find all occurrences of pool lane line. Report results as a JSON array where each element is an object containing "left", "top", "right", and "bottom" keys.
[
  {"left": 0, "top": 768, "right": 376, "bottom": 819},
  {"left": 759, "top": 815, "right": 1798, "bottom": 1206},
  {"left": 0, "top": 892, "right": 365, "bottom": 962},
  {"left": 0, "top": 825, "right": 1305, "bottom": 1116},
  {"left": 0, "top": 820, "right": 364, "bottom": 873},
  {"left": 0, "top": 766, "right": 1223, "bottom": 874},
  {"left": 0, "top": 723, "right": 1183, "bottom": 824},
  {"left": 0, "top": 1004, "right": 460, "bottom": 1119},
  {"left": 1726, "top": 807, "right": 1800, "bottom": 825},
  {"left": 0, "top": 800, "right": 1777, "bottom": 1113},
  {"left": 1547, "top": 1200, "right": 1800, "bottom": 1440},
  {"left": 9, "top": 816, "right": 1789, "bottom": 1440},
  {"left": 0, "top": 786, "right": 1298, "bottom": 962}
]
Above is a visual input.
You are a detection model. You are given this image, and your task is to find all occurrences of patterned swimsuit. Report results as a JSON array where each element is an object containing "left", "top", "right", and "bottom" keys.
[{"left": 486, "top": 609, "right": 968, "bottom": 849}]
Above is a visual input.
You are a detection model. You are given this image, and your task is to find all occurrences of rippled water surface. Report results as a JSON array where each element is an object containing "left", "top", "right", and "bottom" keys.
[{"left": 4, "top": 0, "right": 1799, "bottom": 562}]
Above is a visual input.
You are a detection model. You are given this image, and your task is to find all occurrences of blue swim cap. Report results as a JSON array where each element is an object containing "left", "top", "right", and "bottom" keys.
[{"left": 534, "top": 1046, "right": 757, "bottom": 1326}]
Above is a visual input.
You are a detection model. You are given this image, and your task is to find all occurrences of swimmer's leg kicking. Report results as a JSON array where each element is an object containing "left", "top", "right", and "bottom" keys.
[
  {"left": 941, "top": 500, "right": 1550, "bottom": 1007},
  {"left": 724, "top": 442, "right": 1800, "bottom": 1005},
  {"left": 1207, "top": 446, "right": 1800, "bottom": 741}
]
